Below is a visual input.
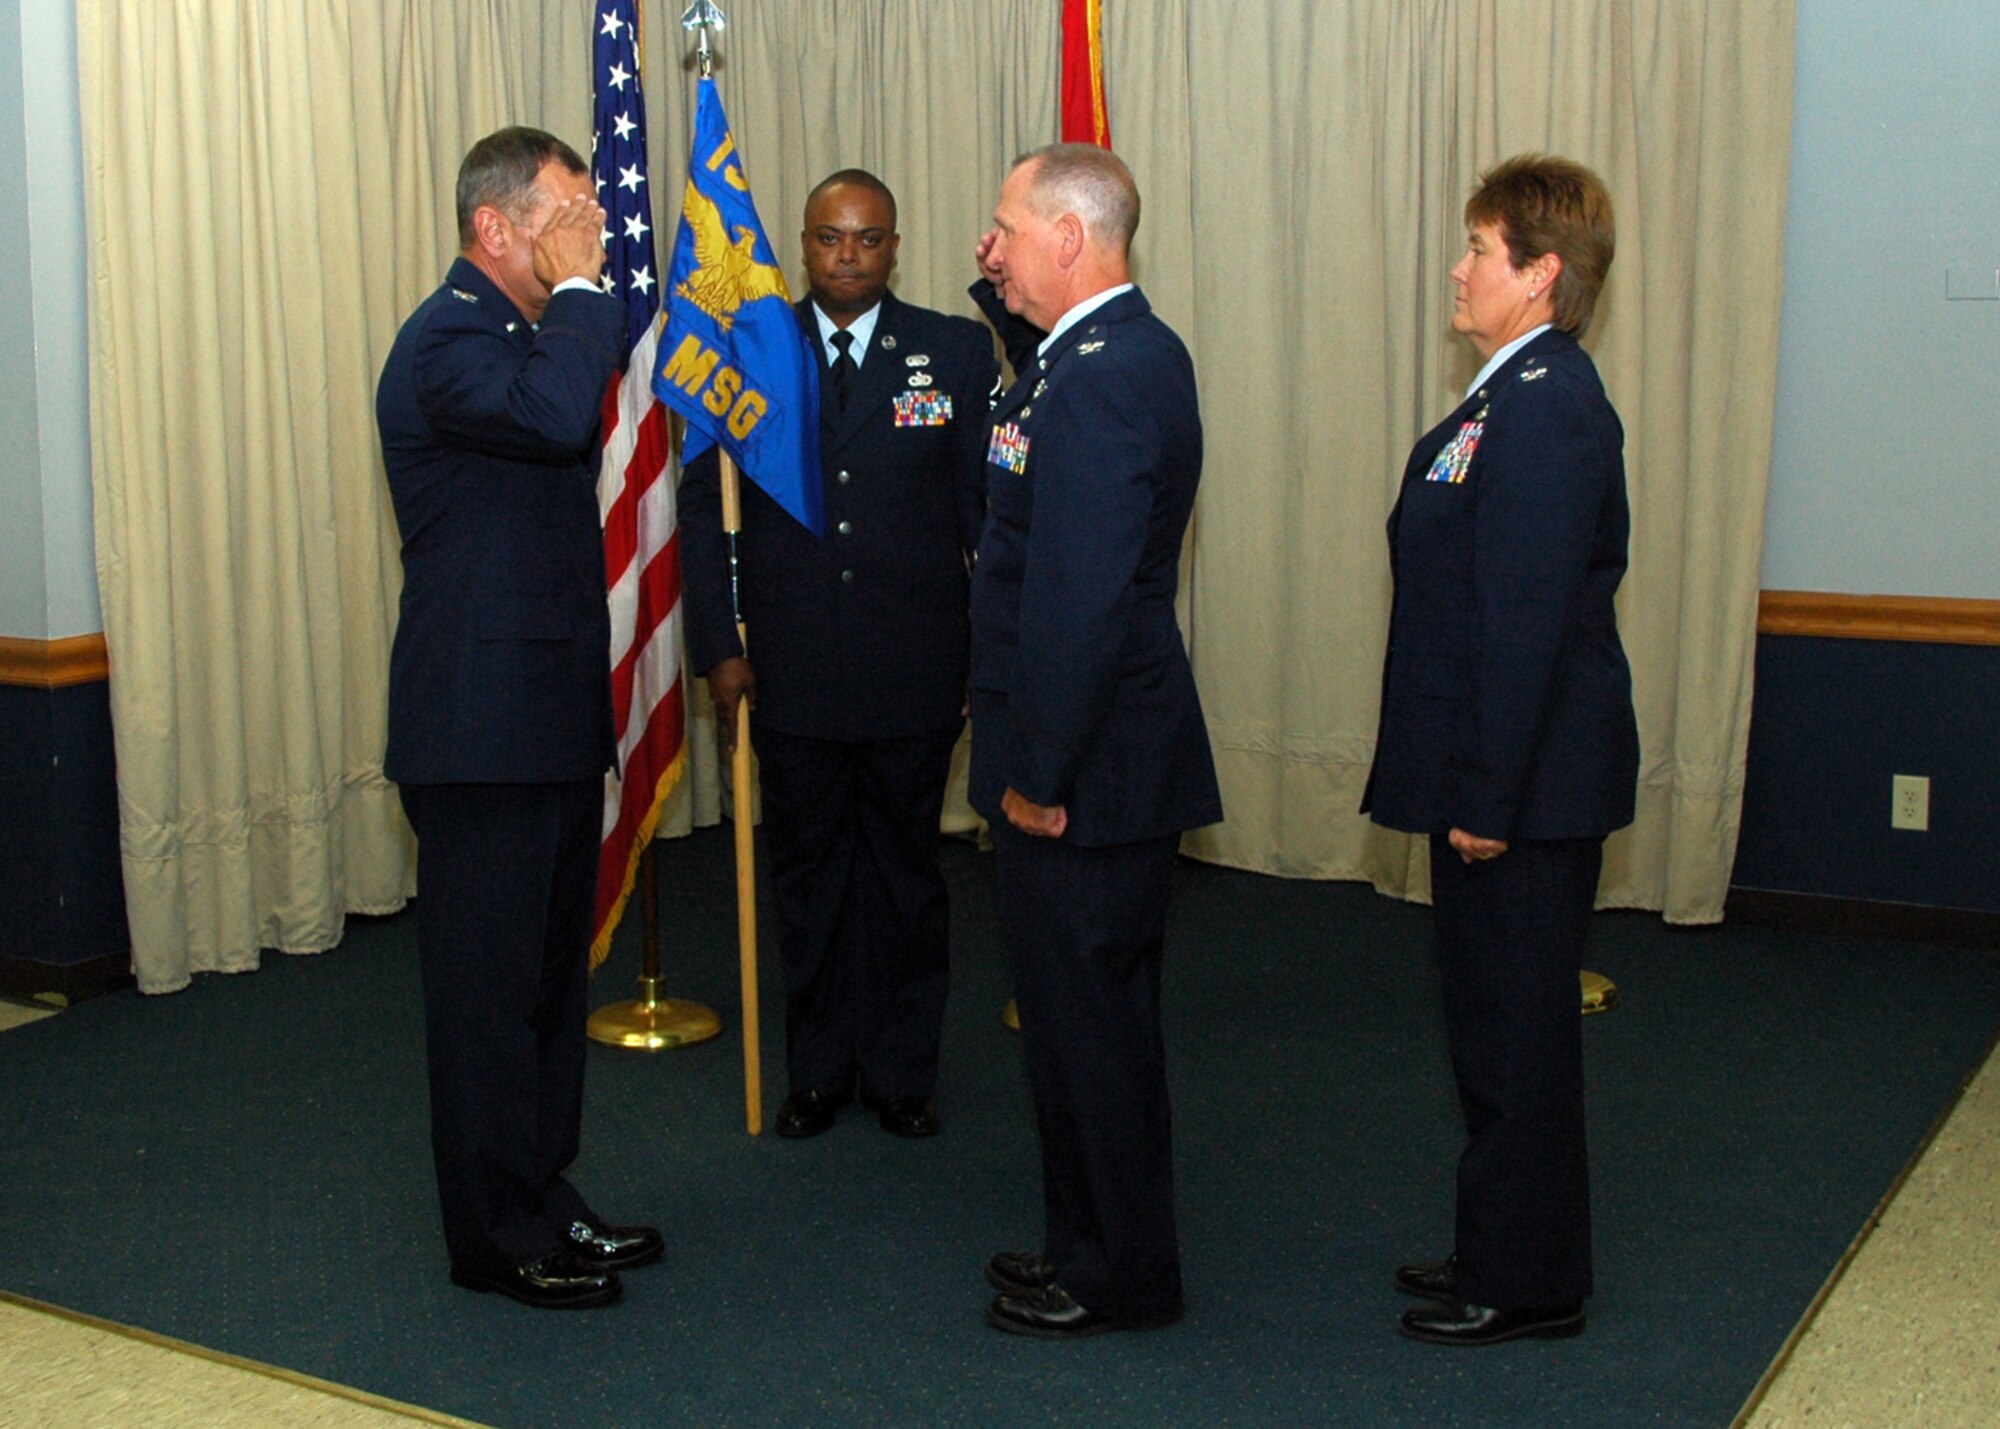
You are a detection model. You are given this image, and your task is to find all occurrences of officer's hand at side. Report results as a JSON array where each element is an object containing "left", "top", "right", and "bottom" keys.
[
  {"left": 1447, "top": 827, "right": 1508, "bottom": 864},
  {"left": 1002, "top": 787, "right": 1066, "bottom": 839},
  {"left": 705, "top": 657, "right": 756, "bottom": 754}
]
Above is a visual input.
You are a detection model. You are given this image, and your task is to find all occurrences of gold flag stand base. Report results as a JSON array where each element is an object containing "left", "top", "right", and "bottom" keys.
[
  {"left": 1000, "top": 998, "right": 1020, "bottom": 1031},
  {"left": 588, "top": 975, "right": 723, "bottom": 1051}
]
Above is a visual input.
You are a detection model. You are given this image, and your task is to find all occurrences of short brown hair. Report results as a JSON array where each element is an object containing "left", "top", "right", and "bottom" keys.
[
  {"left": 456, "top": 127, "right": 588, "bottom": 248},
  {"left": 1465, "top": 154, "right": 1615, "bottom": 334}
]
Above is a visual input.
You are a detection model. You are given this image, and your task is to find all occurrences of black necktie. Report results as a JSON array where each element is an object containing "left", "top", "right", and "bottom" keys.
[{"left": 830, "top": 329, "right": 856, "bottom": 411}]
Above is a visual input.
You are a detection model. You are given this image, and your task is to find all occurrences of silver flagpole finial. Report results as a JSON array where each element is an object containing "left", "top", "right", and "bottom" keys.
[{"left": 680, "top": 0, "right": 727, "bottom": 77}]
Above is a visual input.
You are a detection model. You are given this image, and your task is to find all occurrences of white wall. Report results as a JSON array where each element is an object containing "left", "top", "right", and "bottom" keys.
[
  {"left": 0, "top": 0, "right": 49, "bottom": 639},
  {"left": 1763, "top": 0, "right": 2000, "bottom": 598},
  {"left": 0, "top": 0, "right": 96, "bottom": 641}
]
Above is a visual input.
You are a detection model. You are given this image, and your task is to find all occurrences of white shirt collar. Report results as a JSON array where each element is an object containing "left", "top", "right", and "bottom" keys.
[
  {"left": 1465, "top": 323, "right": 1552, "bottom": 401},
  {"left": 814, "top": 300, "right": 882, "bottom": 368},
  {"left": 1038, "top": 283, "right": 1135, "bottom": 359}
]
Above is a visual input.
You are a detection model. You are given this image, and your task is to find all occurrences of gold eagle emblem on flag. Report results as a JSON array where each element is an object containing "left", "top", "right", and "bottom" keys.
[{"left": 673, "top": 181, "right": 789, "bottom": 332}]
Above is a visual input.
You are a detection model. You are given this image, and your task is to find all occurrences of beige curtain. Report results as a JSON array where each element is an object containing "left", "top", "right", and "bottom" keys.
[
  {"left": 77, "top": 0, "right": 597, "bottom": 992},
  {"left": 79, "top": 2, "right": 1788, "bottom": 994},
  {"left": 76, "top": 0, "right": 1057, "bottom": 992},
  {"left": 1113, "top": 2, "right": 1795, "bottom": 923}
]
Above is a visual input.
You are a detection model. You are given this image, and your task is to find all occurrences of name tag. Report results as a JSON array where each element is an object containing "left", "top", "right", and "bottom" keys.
[
  {"left": 893, "top": 390, "right": 953, "bottom": 427},
  {"left": 1425, "top": 415, "right": 1485, "bottom": 484},
  {"left": 987, "top": 421, "right": 1030, "bottom": 475}
]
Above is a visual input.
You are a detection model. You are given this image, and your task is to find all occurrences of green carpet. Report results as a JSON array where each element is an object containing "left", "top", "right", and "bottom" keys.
[{"left": 1, "top": 826, "right": 1996, "bottom": 1426}]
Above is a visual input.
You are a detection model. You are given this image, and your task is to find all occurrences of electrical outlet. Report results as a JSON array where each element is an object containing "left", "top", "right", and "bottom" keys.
[{"left": 1892, "top": 774, "right": 1930, "bottom": 831}]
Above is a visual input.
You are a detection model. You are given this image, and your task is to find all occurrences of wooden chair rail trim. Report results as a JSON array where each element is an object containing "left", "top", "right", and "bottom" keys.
[
  {"left": 7, "top": 598, "right": 1991, "bottom": 684},
  {"left": 1758, "top": 591, "right": 2000, "bottom": 646},
  {"left": 0, "top": 634, "right": 111, "bottom": 688}
]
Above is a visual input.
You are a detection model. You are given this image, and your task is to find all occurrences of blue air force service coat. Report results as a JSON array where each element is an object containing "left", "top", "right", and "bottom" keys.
[
  {"left": 377, "top": 258, "right": 624, "bottom": 786},
  {"left": 679, "top": 292, "right": 998, "bottom": 741},
  {"left": 1363, "top": 326, "right": 1639, "bottom": 841},
  {"left": 968, "top": 287, "right": 1222, "bottom": 846}
]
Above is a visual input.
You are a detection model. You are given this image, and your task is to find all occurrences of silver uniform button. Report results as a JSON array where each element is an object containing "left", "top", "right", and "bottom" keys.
[
  {"left": 840, "top": 569, "right": 855, "bottom": 584},
  {"left": 836, "top": 469, "right": 852, "bottom": 484},
  {"left": 837, "top": 520, "right": 853, "bottom": 536}
]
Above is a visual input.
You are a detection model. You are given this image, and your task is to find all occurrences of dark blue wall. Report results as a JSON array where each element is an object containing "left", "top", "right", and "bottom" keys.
[
  {"left": 1733, "top": 635, "right": 2000, "bottom": 913},
  {"left": 11, "top": 639, "right": 1989, "bottom": 957},
  {"left": 0, "top": 679, "right": 127, "bottom": 966}
]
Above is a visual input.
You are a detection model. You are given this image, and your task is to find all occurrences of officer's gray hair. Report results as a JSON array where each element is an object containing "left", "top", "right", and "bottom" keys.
[
  {"left": 456, "top": 127, "right": 588, "bottom": 249},
  {"left": 1011, "top": 143, "right": 1140, "bottom": 253}
]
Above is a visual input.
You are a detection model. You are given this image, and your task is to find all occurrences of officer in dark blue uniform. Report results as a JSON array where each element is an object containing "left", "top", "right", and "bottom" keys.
[
  {"left": 680, "top": 171, "right": 997, "bottom": 1141},
  {"left": 377, "top": 128, "right": 662, "bottom": 1309},
  {"left": 1364, "top": 155, "right": 1638, "bottom": 1347},
  {"left": 968, "top": 144, "right": 1221, "bottom": 1340}
]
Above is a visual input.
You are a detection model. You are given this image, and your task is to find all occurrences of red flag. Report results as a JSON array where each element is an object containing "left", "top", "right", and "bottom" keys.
[
  {"left": 591, "top": 1, "right": 687, "bottom": 968},
  {"left": 1060, "top": 0, "right": 1110, "bottom": 147}
]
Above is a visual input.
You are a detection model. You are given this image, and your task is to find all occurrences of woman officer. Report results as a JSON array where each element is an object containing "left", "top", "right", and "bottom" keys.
[{"left": 1363, "top": 154, "right": 1640, "bottom": 1347}]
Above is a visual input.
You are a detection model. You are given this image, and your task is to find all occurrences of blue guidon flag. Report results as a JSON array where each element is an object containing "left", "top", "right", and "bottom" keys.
[{"left": 653, "top": 77, "right": 822, "bottom": 537}]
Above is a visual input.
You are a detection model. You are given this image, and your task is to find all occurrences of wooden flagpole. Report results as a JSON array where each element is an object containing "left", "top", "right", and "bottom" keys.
[
  {"left": 682, "top": 0, "right": 769, "bottom": 1129},
  {"left": 719, "top": 451, "right": 763, "bottom": 1135}
]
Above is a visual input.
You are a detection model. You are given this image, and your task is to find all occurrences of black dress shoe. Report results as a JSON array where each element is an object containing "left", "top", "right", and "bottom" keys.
[
  {"left": 985, "top": 1250, "right": 1059, "bottom": 1297},
  {"left": 864, "top": 1096, "right": 940, "bottom": 1138},
  {"left": 986, "top": 1283, "right": 1183, "bottom": 1340},
  {"left": 450, "top": 1247, "right": 621, "bottom": 1309},
  {"left": 566, "top": 1219, "right": 664, "bottom": 1271},
  {"left": 1399, "top": 1299, "right": 1585, "bottom": 1346},
  {"left": 1395, "top": 1254, "right": 1460, "bottom": 1301},
  {"left": 774, "top": 1087, "right": 850, "bottom": 1139}
]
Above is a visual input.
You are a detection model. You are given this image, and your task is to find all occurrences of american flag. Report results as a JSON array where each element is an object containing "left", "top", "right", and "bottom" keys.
[{"left": 590, "top": 0, "right": 685, "bottom": 968}]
